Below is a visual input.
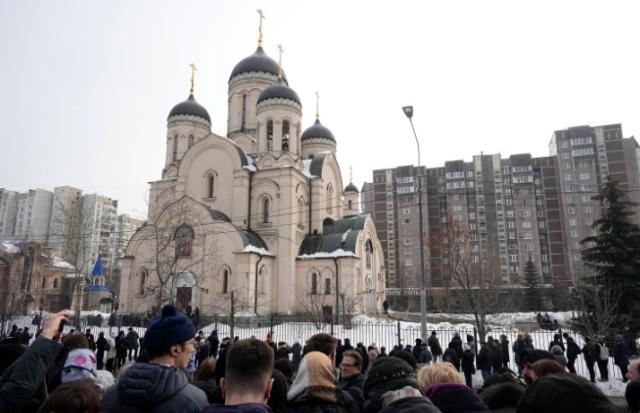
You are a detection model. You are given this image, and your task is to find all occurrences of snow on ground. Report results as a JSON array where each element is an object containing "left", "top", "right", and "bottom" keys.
[
  {"left": 1, "top": 241, "right": 20, "bottom": 254},
  {"left": 2, "top": 311, "right": 630, "bottom": 396}
]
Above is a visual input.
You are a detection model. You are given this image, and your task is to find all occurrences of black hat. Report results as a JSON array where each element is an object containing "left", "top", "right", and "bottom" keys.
[
  {"left": 415, "top": 338, "right": 422, "bottom": 344},
  {"left": 394, "top": 350, "right": 418, "bottom": 370},
  {"left": 364, "top": 356, "right": 418, "bottom": 398}
]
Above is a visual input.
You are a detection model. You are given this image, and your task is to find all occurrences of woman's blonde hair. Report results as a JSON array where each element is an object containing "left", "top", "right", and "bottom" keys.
[{"left": 416, "top": 362, "right": 463, "bottom": 392}]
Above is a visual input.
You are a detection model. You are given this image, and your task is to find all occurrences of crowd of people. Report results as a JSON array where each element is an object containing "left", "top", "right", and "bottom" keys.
[{"left": 1, "top": 306, "right": 639, "bottom": 413}]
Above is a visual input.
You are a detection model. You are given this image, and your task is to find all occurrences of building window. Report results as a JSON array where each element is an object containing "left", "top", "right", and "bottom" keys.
[
  {"left": 311, "top": 272, "right": 318, "bottom": 294},
  {"left": 172, "top": 135, "right": 178, "bottom": 161},
  {"left": 53, "top": 278, "right": 58, "bottom": 288},
  {"left": 138, "top": 268, "right": 147, "bottom": 295},
  {"left": 366, "top": 240, "right": 373, "bottom": 269},
  {"left": 266, "top": 120, "right": 273, "bottom": 150},
  {"left": 262, "top": 198, "right": 270, "bottom": 223},
  {"left": 324, "top": 278, "right": 331, "bottom": 295},
  {"left": 207, "top": 174, "right": 215, "bottom": 198},
  {"left": 222, "top": 269, "right": 229, "bottom": 294},
  {"left": 241, "top": 94, "right": 248, "bottom": 131},
  {"left": 188, "top": 135, "right": 194, "bottom": 148},
  {"left": 174, "top": 224, "right": 194, "bottom": 257},
  {"left": 326, "top": 184, "right": 334, "bottom": 213},
  {"left": 348, "top": 200, "right": 352, "bottom": 210},
  {"left": 570, "top": 218, "right": 577, "bottom": 226}
]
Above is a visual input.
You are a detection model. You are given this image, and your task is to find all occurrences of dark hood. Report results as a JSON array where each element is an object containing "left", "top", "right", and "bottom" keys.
[
  {"left": 425, "top": 383, "right": 490, "bottom": 412},
  {"left": 117, "top": 362, "right": 189, "bottom": 408}
]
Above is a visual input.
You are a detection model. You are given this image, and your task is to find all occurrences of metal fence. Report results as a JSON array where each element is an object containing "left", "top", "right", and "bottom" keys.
[{"left": 2, "top": 314, "right": 630, "bottom": 381}]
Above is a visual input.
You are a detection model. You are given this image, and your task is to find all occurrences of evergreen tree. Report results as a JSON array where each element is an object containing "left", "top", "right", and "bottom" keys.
[
  {"left": 522, "top": 257, "right": 542, "bottom": 311},
  {"left": 579, "top": 178, "right": 640, "bottom": 333}
]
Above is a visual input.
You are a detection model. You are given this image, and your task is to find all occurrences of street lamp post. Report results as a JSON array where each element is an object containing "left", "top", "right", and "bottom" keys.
[{"left": 402, "top": 106, "right": 428, "bottom": 342}]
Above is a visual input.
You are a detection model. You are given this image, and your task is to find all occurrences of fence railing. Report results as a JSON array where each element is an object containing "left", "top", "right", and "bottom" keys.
[{"left": 2, "top": 314, "right": 631, "bottom": 381}]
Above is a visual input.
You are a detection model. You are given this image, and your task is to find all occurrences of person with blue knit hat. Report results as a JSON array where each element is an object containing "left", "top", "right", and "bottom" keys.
[{"left": 102, "top": 304, "right": 208, "bottom": 413}]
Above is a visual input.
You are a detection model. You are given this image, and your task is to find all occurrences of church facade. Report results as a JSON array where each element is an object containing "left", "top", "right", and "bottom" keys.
[{"left": 118, "top": 36, "right": 386, "bottom": 318}]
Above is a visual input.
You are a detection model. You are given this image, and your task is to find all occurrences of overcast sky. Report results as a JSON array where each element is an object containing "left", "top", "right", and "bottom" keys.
[{"left": 1, "top": 1, "right": 639, "bottom": 218}]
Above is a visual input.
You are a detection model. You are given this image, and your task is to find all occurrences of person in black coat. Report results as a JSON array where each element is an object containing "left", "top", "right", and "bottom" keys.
[
  {"left": 338, "top": 350, "right": 365, "bottom": 412},
  {"left": 581, "top": 336, "right": 597, "bottom": 383},
  {"left": 450, "top": 333, "right": 464, "bottom": 361},
  {"left": 207, "top": 330, "right": 220, "bottom": 358},
  {"left": 428, "top": 331, "right": 443, "bottom": 362},
  {"left": 96, "top": 332, "right": 108, "bottom": 370},
  {"left": 499, "top": 335, "right": 510, "bottom": 368},
  {"left": 291, "top": 340, "right": 302, "bottom": 372},
  {"left": 564, "top": 334, "right": 581, "bottom": 374},
  {"left": 443, "top": 344, "right": 461, "bottom": 371},
  {"left": 613, "top": 334, "right": 630, "bottom": 382},
  {"left": 477, "top": 342, "right": 493, "bottom": 381},
  {"left": 548, "top": 334, "right": 565, "bottom": 353},
  {"left": 461, "top": 343, "right": 476, "bottom": 388}
]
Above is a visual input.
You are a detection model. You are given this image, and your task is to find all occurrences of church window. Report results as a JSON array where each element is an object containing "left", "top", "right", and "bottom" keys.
[
  {"left": 298, "top": 197, "right": 306, "bottom": 230},
  {"left": 258, "top": 266, "right": 267, "bottom": 295},
  {"left": 366, "top": 240, "right": 373, "bottom": 269},
  {"left": 138, "top": 268, "right": 147, "bottom": 295},
  {"left": 326, "top": 184, "right": 334, "bottom": 213},
  {"left": 41, "top": 278, "right": 46, "bottom": 288},
  {"left": 222, "top": 269, "right": 229, "bottom": 294},
  {"left": 174, "top": 224, "right": 194, "bottom": 257},
  {"left": 267, "top": 120, "right": 273, "bottom": 150},
  {"left": 348, "top": 200, "right": 353, "bottom": 210},
  {"left": 53, "top": 278, "right": 58, "bottom": 288},
  {"left": 207, "top": 174, "right": 215, "bottom": 198},
  {"left": 324, "top": 278, "right": 331, "bottom": 295},
  {"left": 262, "top": 198, "right": 270, "bottom": 223},
  {"left": 188, "top": 135, "right": 194, "bottom": 148},
  {"left": 172, "top": 135, "right": 178, "bottom": 161},
  {"left": 282, "top": 120, "right": 290, "bottom": 151},
  {"left": 241, "top": 94, "right": 248, "bottom": 131},
  {"left": 311, "top": 272, "right": 318, "bottom": 294}
]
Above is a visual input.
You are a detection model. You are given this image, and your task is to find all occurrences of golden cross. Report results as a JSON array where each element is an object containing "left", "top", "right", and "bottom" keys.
[
  {"left": 315, "top": 91, "right": 320, "bottom": 120},
  {"left": 277, "top": 44, "right": 284, "bottom": 79},
  {"left": 189, "top": 63, "right": 197, "bottom": 95},
  {"left": 257, "top": 9, "right": 265, "bottom": 47}
]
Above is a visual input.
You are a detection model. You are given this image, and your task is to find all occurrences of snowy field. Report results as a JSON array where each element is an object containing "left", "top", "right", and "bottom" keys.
[{"left": 3, "top": 310, "right": 631, "bottom": 396}]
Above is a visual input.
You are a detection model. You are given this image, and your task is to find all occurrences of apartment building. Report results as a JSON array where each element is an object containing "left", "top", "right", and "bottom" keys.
[{"left": 366, "top": 124, "right": 640, "bottom": 306}]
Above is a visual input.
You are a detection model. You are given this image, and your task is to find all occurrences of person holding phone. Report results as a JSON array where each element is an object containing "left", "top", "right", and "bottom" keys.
[{"left": 0, "top": 310, "right": 70, "bottom": 412}]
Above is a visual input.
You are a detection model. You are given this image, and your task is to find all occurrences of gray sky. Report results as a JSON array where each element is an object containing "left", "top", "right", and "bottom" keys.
[{"left": 1, "top": 1, "right": 639, "bottom": 218}]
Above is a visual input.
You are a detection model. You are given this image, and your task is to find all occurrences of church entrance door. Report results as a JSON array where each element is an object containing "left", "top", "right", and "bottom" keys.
[{"left": 176, "top": 287, "right": 192, "bottom": 311}]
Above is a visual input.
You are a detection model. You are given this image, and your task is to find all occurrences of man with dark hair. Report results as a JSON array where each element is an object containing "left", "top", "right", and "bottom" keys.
[
  {"left": 339, "top": 350, "right": 365, "bottom": 411},
  {"left": 203, "top": 338, "right": 274, "bottom": 413},
  {"left": 303, "top": 333, "right": 338, "bottom": 364},
  {"left": 520, "top": 349, "right": 555, "bottom": 385},
  {"left": 102, "top": 304, "right": 207, "bottom": 413}
]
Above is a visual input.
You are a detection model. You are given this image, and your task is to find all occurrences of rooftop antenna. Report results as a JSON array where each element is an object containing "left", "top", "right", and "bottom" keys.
[
  {"left": 277, "top": 44, "right": 284, "bottom": 79},
  {"left": 315, "top": 91, "right": 320, "bottom": 120}
]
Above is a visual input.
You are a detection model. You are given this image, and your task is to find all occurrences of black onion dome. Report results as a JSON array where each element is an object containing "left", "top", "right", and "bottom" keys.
[
  {"left": 168, "top": 94, "right": 211, "bottom": 123},
  {"left": 344, "top": 183, "right": 359, "bottom": 193},
  {"left": 257, "top": 79, "right": 301, "bottom": 105},
  {"left": 229, "top": 47, "right": 287, "bottom": 82},
  {"left": 301, "top": 119, "right": 335, "bottom": 141}
]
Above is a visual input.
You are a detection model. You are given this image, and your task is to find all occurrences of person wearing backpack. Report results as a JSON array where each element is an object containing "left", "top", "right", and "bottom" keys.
[{"left": 596, "top": 337, "right": 610, "bottom": 382}]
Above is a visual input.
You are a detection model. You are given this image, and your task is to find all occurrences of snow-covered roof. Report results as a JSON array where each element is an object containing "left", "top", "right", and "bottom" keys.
[
  {"left": 297, "top": 249, "right": 356, "bottom": 259},
  {"left": 243, "top": 155, "right": 257, "bottom": 172},
  {"left": 1, "top": 241, "right": 20, "bottom": 254},
  {"left": 51, "top": 256, "right": 75, "bottom": 270},
  {"left": 238, "top": 245, "right": 274, "bottom": 257}
]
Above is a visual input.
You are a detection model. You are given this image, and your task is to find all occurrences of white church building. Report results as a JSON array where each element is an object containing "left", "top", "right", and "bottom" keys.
[{"left": 118, "top": 24, "right": 386, "bottom": 318}]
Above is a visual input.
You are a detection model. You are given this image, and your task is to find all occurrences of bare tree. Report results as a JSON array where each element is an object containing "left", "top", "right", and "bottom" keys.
[
  {"left": 442, "top": 221, "right": 500, "bottom": 342},
  {"left": 571, "top": 271, "right": 621, "bottom": 338},
  {"left": 296, "top": 289, "right": 327, "bottom": 330},
  {"left": 141, "top": 195, "right": 215, "bottom": 309}
]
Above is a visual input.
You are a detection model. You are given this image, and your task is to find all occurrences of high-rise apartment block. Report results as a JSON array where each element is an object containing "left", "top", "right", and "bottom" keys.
[
  {"left": 0, "top": 186, "right": 143, "bottom": 281},
  {"left": 365, "top": 124, "right": 640, "bottom": 307}
]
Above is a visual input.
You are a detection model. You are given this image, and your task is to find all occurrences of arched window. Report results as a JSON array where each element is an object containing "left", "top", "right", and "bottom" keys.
[
  {"left": 348, "top": 200, "right": 353, "bottom": 210},
  {"left": 207, "top": 174, "right": 215, "bottom": 198},
  {"left": 266, "top": 120, "right": 273, "bottom": 150},
  {"left": 311, "top": 272, "right": 318, "bottom": 295},
  {"left": 174, "top": 225, "right": 194, "bottom": 257},
  {"left": 53, "top": 278, "right": 58, "bottom": 288},
  {"left": 222, "top": 269, "right": 229, "bottom": 294},
  {"left": 282, "top": 120, "right": 290, "bottom": 151},
  {"left": 172, "top": 134, "right": 178, "bottom": 161},
  {"left": 41, "top": 278, "right": 46, "bottom": 288},
  {"left": 298, "top": 197, "right": 306, "bottom": 229},
  {"left": 241, "top": 94, "right": 248, "bottom": 131},
  {"left": 262, "top": 198, "right": 270, "bottom": 224},
  {"left": 138, "top": 268, "right": 148, "bottom": 295},
  {"left": 258, "top": 266, "right": 267, "bottom": 295},
  {"left": 188, "top": 134, "right": 194, "bottom": 148},
  {"left": 326, "top": 184, "right": 334, "bottom": 213},
  {"left": 366, "top": 240, "right": 373, "bottom": 270},
  {"left": 324, "top": 278, "right": 331, "bottom": 295}
]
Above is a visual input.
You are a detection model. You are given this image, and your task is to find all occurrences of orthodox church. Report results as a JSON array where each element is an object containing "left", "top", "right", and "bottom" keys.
[{"left": 118, "top": 19, "right": 386, "bottom": 318}]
